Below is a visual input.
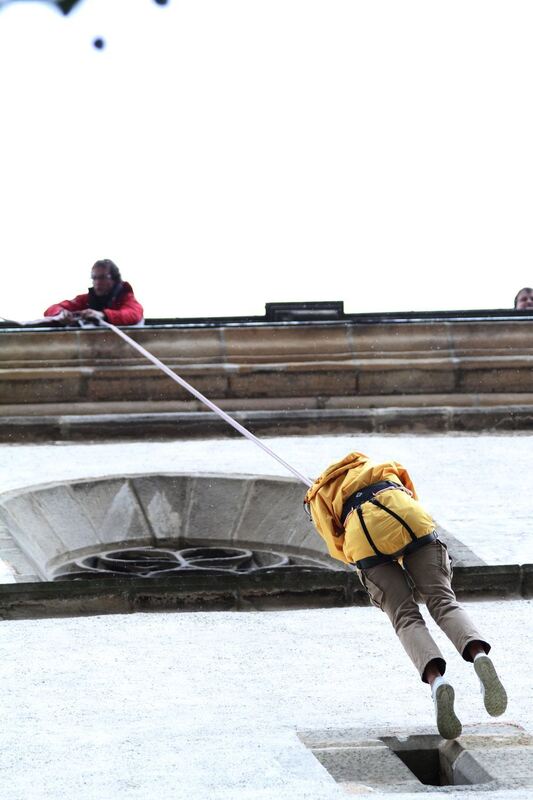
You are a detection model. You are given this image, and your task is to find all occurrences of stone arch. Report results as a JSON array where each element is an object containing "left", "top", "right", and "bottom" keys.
[{"left": 0, "top": 473, "right": 342, "bottom": 581}]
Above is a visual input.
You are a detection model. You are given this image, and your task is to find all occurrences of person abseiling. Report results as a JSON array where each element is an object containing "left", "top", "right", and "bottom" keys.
[
  {"left": 305, "top": 450, "right": 507, "bottom": 741},
  {"left": 44, "top": 259, "right": 144, "bottom": 326}
]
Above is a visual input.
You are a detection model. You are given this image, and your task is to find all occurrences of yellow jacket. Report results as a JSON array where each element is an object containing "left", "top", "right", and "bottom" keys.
[{"left": 304, "top": 452, "right": 435, "bottom": 565}]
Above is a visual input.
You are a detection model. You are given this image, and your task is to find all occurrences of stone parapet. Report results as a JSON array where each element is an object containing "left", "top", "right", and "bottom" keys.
[{"left": 1, "top": 318, "right": 532, "bottom": 430}]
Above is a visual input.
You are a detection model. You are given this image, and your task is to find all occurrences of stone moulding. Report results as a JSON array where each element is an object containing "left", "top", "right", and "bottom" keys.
[
  {"left": 1, "top": 319, "right": 533, "bottom": 436},
  {"left": 0, "top": 472, "right": 339, "bottom": 583},
  {"left": 0, "top": 472, "right": 531, "bottom": 618}
]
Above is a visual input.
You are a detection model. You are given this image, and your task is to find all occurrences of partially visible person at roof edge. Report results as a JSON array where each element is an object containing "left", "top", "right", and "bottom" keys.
[
  {"left": 44, "top": 259, "right": 144, "bottom": 326},
  {"left": 514, "top": 287, "right": 533, "bottom": 310}
]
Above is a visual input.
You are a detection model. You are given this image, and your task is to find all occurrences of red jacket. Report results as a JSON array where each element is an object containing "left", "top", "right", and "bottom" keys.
[{"left": 44, "top": 282, "right": 144, "bottom": 326}]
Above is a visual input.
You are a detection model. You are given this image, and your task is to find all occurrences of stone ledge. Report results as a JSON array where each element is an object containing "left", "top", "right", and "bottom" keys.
[
  {"left": 298, "top": 723, "right": 533, "bottom": 793},
  {"left": 0, "top": 563, "right": 530, "bottom": 620},
  {"left": 3, "top": 357, "right": 533, "bottom": 405},
  {"left": 2, "top": 318, "right": 533, "bottom": 370},
  {"left": 3, "top": 391, "right": 533, "bottom": 417},
  {"left": 1, "top": 405, "right": 532, "bottom": 442}
]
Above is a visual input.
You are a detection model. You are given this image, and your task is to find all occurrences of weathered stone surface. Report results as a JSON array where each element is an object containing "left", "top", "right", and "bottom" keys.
[
  {"left": 131, "top": 475, "right": 191, "bottom": 540},
  {"left": 350, "top": 322, "right": 452, "bottom": 357},
  {"left": 222, "top": 324, "right": 354, "bottom": 363},
  {"left": 453, "top": 565, "right": 522, "bottom": 597},
  {"left": 311, "top": 744, "right": 420, "bottom": 787},
  {"left": 69, "top": 478, "right": 153, "bottom": 546},
  {"left": 0, "top": 496, "right": 65, "bottom": 577},
  {"left": 521, "top": 563, "right": 533, "bottom": 597},
  {"left": 228, "top": 367, "right": 357, "bottom": 398},
  {"left": 3, "top": 404, "right": 533, "bottom": 443},
  {"left": 183, "top": 475, "right": 251, "bottom": 542},
  {"left": 0, "top": 474, "right": 332, "bottom": 582},
  {"left": 0, "top": 570, "right": 365, "bottom": 618},
  {"left": 2, "top": 319, "right": 533, "bottom": 426},
  {"left": 449, "top": 322, "right": 533, "bottom": 357},
  {"left": 358, "top": 363, "right": 456, "bottom": 395},
  {"left": 458, "top": 363, "right": 533, "bottom": 393},
  {"left": 301, "top": 723, "right": 533, "bottom": 792},
  {"left": 232, "top": 478, "right": 311, "bottom": 550}
]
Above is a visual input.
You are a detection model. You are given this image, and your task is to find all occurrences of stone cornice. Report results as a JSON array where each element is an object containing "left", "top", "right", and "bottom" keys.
[{"left": 1, "top": 317, "right": 532, "bottom": 432}]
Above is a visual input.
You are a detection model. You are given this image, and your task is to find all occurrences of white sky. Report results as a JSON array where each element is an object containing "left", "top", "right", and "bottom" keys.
[{"left": 1, "top": 0, "right": 532, "bottom": 321}]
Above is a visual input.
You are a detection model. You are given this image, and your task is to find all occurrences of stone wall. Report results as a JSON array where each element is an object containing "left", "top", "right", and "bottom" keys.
[{"left": 1, "top": 316, "right": 532, "bottom": 436}]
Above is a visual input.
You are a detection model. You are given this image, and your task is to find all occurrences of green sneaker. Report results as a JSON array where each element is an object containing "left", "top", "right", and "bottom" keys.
[
  {"left": 474, "top": 655, "right": 507, "bottom": 717},
  {"left": 432, "top": 679, "right": 462, "bottom": 740}
]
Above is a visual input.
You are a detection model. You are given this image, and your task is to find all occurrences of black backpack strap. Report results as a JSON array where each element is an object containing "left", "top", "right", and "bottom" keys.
[
  {"left": 340, "top": 480, "right": 399, "bottom": 526},
  {"left": 356, "top": 507, "right": 384, "bottom": 556},
  {"left": 370, "top": 498, "right": 417, "bottom": 542}
]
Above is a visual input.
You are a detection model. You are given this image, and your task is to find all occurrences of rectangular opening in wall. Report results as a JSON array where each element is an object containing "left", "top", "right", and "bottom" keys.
[
  {"left": 302, "top": 731, "right": 497, "bottom": 792},
  {"left": 379, "top": 735, "right": 492, "bottom": 788}
]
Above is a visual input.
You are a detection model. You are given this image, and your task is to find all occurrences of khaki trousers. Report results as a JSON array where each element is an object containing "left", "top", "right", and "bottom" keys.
[{"left": 359, "top": 539, "right": 490, "bottom": 681}]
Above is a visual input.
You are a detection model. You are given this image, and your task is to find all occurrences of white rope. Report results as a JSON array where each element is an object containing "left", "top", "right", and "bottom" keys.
[{"left": 101, "top": 321, "right": 314, "bottom": 488}]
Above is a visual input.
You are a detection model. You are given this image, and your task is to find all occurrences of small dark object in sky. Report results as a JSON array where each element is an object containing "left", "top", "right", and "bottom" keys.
[
  {"left": 153, "top": 0, "right": 170, "bottom": 5},
  {"left": 57, "top": 0, "right": 83, "bottom": 14},
  {"left": 93, "top": 37, "right": 105, "bottom": 50}
]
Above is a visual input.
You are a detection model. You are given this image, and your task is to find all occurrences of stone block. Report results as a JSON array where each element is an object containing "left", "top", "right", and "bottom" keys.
[
  {"left": 0, "top": 330, "right": 82, "bottom": 369},
  {"left": 0, "top": 547, "right": 39, "bottom": 575},
  {"left": 451, "top": 750, "right": 493, "bottom": 785},
  {"left": 373, "top": 407, "right": 449, "bottom": 433},
  {"left": 452, "top": 406, "right": 533, "bottom": 432},
  {"left": 232, "top": 478, "right": 309, "bottom": 550},
  {"left": 183, "top": 475, "right": 251, "bottom": 542},
  {"left": 468, "top": 746, "right": 533, "bottom": 784},
  {"left": 222, "top": 325, "right": 353, "bottom": 363},
  {"left": 351, "top": 323, "right": 451, "bottom": 358},
  {"left": 0, "top": 497, "right": 63, "bottom": 576},
  {"left": 358, "top": 363, "right": 456, "bottom": 395},
  {"left": 453, "top": 565, "right": 521, "bottom": 596},
  {"left": 450, "top": 322, "right": 533, "bottom": 357},
  {"left": 69, "top": 478, "right": 153, "bottom": 544},
  {"left": 87, "top": 327, "right": 224, "bottom": 366},
  {"left": 228, "top": 368, "right": 356, "bottom": 398},
  {"left": 24, "top": 485, "right": 98, "bottom": 552},
  {"left": 74, "top": 328, "right": 133, "bottom": 364},
  {"left": 132, "top": 475, "right": 191, "bottom": 540},
  {"left": 521, "top": 564, "right": 533, "bottom": 597},
  {"left": 0, "top": 369, "right": 85, "bottom": 404},
  {"left": 286, "top": 526, "right": 331, "bottom": 561},
  {"left": 458, "top": 364, "right": 533, "bottom": 393},
  {"left": 85, "top": 367, "right": 228, "bottom": 403},
  {"left": 0, "top": 416, "right": 64, "bottom": 443},
  {"left": 311, "top": 745, "right": 419, "bottom": 787}
]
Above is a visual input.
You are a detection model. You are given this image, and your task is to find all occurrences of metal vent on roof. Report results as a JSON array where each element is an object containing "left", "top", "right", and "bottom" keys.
[{"left": 265, "top": 301, "right": 344, "bottom": 322}]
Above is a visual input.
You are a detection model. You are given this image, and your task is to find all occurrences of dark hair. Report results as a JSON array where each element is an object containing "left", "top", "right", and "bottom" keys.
[
  {"left": 514, "top": 287, "right": 533, "bottom": 308},
  {"left": 92, "top": 259, "right": 121, "bottom": 283}
]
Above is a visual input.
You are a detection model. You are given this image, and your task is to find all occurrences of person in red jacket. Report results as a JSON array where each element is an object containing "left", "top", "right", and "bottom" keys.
[{"left": 44, "top": 259, "right": 144, "bottom": 326}]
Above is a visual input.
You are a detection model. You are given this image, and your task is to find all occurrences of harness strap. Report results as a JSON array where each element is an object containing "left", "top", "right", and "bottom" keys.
[
  {"left": 343, "top": 480, "right": 421, "bottom": 561},
  {"left": 340, "top": 480, "right": 400, "bottom": 525},
  {"left": 369, "top": 497, "right": 418, "bottom": 542},
  {"left": 356, "top": 507, "right": 384, "bottom": 557},
  {"left": 353, "top": 531, "right": 438, "bottom": 569}
]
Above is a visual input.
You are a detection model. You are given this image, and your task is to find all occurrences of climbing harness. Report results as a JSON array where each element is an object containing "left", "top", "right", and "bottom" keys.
[{"left": 341, "top": 481, "right": 438, "bottom": 568}]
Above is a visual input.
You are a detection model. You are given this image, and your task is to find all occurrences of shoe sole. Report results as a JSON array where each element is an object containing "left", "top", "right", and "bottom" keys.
[
  {"left": 474, "top": 656, "right": 507, "bottom": 716},
  {"left": 434, "top": 683, "right": 462, "bottom": 740}
]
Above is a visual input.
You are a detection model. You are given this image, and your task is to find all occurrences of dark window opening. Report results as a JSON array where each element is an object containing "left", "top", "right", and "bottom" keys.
[{"left": 380, "top": 735, "right": 492, "bottom": 788}]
